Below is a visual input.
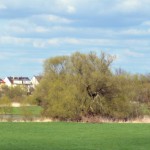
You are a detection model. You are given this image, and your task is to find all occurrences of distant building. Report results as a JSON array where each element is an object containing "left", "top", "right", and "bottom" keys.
[
  {"left": 4, "top": 76, "right": 31, "bottom": 87},
  {"left": 0, "top": 78, "right": 5, "bottom": 87},
  {"left": 4, "top": 76, "right": 32, "bottom": 94},
  {"left": 31, "top": 76, "right": 42, "bottom": 89},
  {"left": 3, "top": 77, "right": 13, "bottom": 87}
]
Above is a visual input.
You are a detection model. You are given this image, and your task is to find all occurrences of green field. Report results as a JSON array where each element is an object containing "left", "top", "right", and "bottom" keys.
[
  {"left": 11, "top": 106, "right": 42, "bottom": 116},
  {"left": 0, "top": 106, "right": 42, "bottom": 116},
  {"left": 0, "top": 122, "right": 150, "bottom": 150}
]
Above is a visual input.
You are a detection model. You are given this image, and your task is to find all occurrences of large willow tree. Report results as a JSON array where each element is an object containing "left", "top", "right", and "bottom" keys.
[{"left": 34, "top": 52, "right": 145, "bottom": 121}]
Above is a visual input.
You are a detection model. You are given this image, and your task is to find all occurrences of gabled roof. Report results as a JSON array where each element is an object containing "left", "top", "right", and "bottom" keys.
[
  {"left": 34, "top": 76, "right": 42, "bottom": 82},
  {"left": 13, "top": 77, "right": 30, "bottom": 80},
  {"left": 0, "top": 79, "right": 5, "bottom": 83},
  {"left": 7, "top": 77, "right": 14, "bottom": 84}
]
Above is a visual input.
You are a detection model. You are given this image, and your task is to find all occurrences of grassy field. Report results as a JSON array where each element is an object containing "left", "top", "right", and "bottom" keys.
[
  {"left": 12, "top": 106, "right": 42, "bottom": 116},
  {"left": 0, "top": 122, "right": 150, "bottom": 150},
  {"left": 0, "top": 106, "right": 42, "bottom": 116}
]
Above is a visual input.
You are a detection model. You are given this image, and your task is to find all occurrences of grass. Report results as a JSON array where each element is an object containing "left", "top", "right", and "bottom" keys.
[
  {"left": 12, "top": 106, "right": 42, "bottom": 116},
  {"left": 0, "top": 106, "right": 42, "bottom": 116},
  {"left": 0, "top": 122, "right": 149, "bottom": 150}
]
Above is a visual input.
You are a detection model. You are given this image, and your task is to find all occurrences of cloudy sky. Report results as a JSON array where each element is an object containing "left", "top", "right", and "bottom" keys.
[{"left": 0, "top": 0, "right": 150, "bottom": 77}]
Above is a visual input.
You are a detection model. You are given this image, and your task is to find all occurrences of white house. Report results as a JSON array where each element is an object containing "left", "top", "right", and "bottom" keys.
[
  {"left": 31, "top": 76, "right": 42, "bottom": 89},
  {"left": 4, "top": 77, "right": 13, "bottom": 87},
  {"left": 4, "top": 77, "right": 31, "bottom": 87}
]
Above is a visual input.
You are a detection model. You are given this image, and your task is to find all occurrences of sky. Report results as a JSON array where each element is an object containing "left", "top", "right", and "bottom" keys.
[{"left": 0, "top": 0, "right": 150, "bottom": 78}]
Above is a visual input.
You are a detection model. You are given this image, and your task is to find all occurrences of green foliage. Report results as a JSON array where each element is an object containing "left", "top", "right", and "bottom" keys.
[
  {"left": 0, "top": 86, "right": 27, "bottom": 102},
  {"left": 33, "top": 51, "right": 150, "bottom": 121},
  {"left": 0, "top": 96, "right": 12, "bottom": 115}
]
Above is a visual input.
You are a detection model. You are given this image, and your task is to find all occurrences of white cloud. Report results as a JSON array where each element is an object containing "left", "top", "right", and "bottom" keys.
[
  {"left": 20, "top": 58, "right": 44, "bottom": 64},
  {"left": 67, "top": 5, "right": 76, "bottom": 13},
  {"left": 8, "top": 25, "right": 26, "bottom": 33},
  {"left": 46, "top": 15, "right": 71, "bottom": 23},
  {"left": 34, "top": 26, "right": 48, "bottom": 33},
  {"left": 125, "top": 50, "right": 145, "bottom": 57},
  {"left": 58, "top": 0, "right": 76, "bottom": 14},
  {"left": 0, "top": 3, "right": 7, "bottom": 10},
  {"left": 120, "top": 29, "right": 148, "bottom": 35},
  {"left": 97, "top": 0, "right": 150, "bottom": 15},
  {"left": 0, "top": 52, "right": 16, "bottom": 60},
  {"left": 32, "top": 38, "right": 118, "bottom": 48},
  {"left": 141, "top": 21, "right": 150, "bottom": 26},
  {"left": 0, "top": 36, "right": 30, "bottom": 45},
  {"left": 33, "top": 41, "right": 46, "bottom": 48},
  {"left": 0, "top": 34, "right": 150, "bottom": 53},
  {"left": 32, "top": 38, "right": 114, "bottom": 48},
  {"left": 31, "top": 14, "right": 73, "bottom": 24},
  {"left": 116, "top": 0, "right": 141, "bottom": 12}
]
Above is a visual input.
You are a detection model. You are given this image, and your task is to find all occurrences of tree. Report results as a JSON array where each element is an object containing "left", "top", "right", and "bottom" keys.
[
  {"left": 33, "top": 51, "right": 149, "bottom": 121},
  {"left": 0, "top": 85, "right": 27, "bottom": 102},
  {"left": 33, "top": 52, "right": 118, "bottom": 120},
  {"left": 0, "top": 96, "right": 12, "bottom": 115}
]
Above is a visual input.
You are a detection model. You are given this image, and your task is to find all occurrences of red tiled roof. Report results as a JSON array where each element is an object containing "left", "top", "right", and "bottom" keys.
[{"left": 0, "top": 79, "right": 5, "bottom": 83}]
